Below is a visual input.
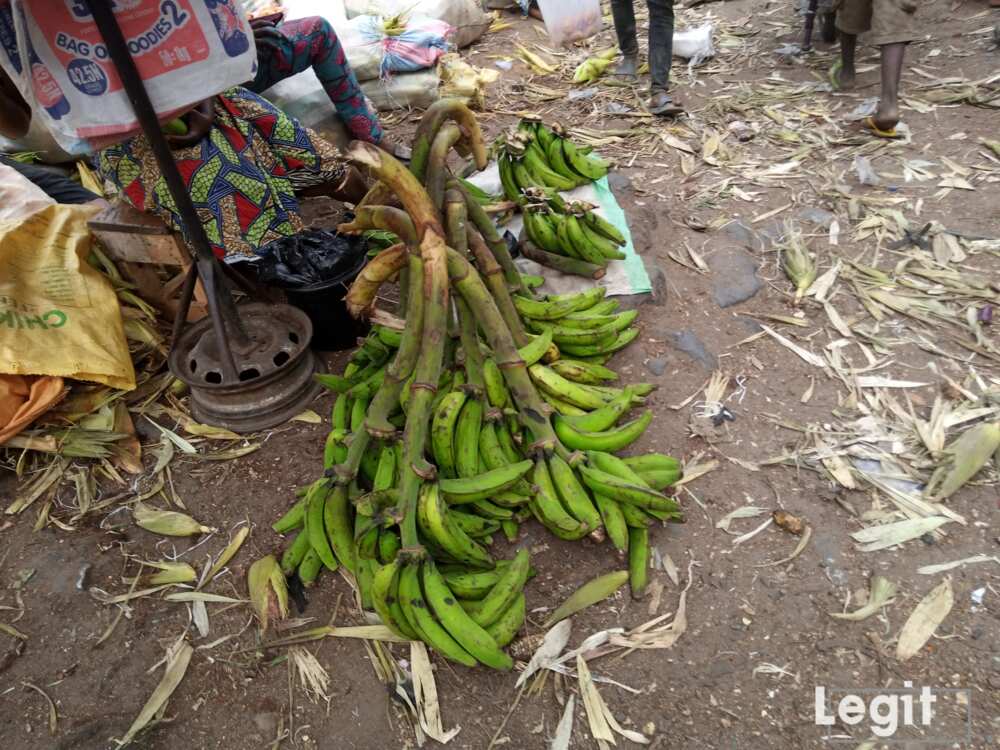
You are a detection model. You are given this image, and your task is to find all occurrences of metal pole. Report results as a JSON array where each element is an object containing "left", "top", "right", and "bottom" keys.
[{"left": 83, "top": 0, "right": 248, "bottom": 379}]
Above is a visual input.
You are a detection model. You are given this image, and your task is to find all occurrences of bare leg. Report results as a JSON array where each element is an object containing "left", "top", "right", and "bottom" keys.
[
  {"left": 838, "top": 31, "right": 857, "bottom": 89},
  {"left": 873, "top": 42, "right": 905, "bottom": 131}
]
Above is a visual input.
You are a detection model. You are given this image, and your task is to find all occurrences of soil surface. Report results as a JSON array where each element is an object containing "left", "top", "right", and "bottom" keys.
[{"left": 2, "top": 0, "right": 1000, "bottom": 748}]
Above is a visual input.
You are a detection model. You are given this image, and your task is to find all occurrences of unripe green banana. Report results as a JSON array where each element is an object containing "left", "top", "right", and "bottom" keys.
[
  {"left": 501, "top": 519, "right": 519, "bottom": 542},
  {"left": 553, "top": 212, "right": 586, "bottom": 261},
  {"left": 517, "top": 328, "right": 554, "bottom": 367},
  {"left": 562, "top": 138, "right": 609, "bottom": 181},
  {"left": 373, "top": 445, "right": 397, "bottom": 490},
  {"left": 442, "top": 560, "right": 510, "bottom": 600},
  {"left": 356, "top": 557, "right": 376, "bottom": 609},
  {"left": 635, "top": 468, "right": 683, "bottom": 491},
  {"left": 578, "top": 466, "right": 680, "bottom": 513},
  {"left": 478, "top": 423, "right": 533, "bottom": 497},
  {"left": 378, "top": 528, "right": 401, "bottom": 564},
  {"left": 372, "top": 558, "right": 417, "bottom": 639},
  {"left": 451, "top": 511, "right": 501, "bottom": 538},
  {"left": 495, "top": 421, "right": 523, "bottom": 464},
  {"left": 530, "top": 458, "right": 585, "bottom": 537},
  {"left": 431, "top": 390, "right": 467, "bottom": 479},
  {"left": 529, "top": 364, "right": 608, "bottom": 410},
  {"left": 280, "top": 530, "right": 311, "bottom": 575},
  {"left": 469, "top": 548, "right": 530, "bottom": 627},
  {"left": 628, "top": 526, "right": 650, "bottom": 599},
  {"left": 306, "top": 481, "right": 338, "bottom": 571},
  {"left": 324, "top": 483, "right": 357, "bottom": 574},
  {"left": 512, "top": 159, "right": 544, "bottom": 192},
  {"left": 578, "top": 218, "right": 627, "bottom": 260},
  {"left": 439, "top": 460, "right": 534, "bottom": 504},
  {"left": 454, "top": 398, "right": 484, "bottom": 478},
  {"left": 550, "top": 314, "right": 618, "bottom": 331},
  {"left": 524, "top": 207, "right": 562, "bottom": 254},
  {"left": 498, "top": 154, "right": 521, "bottom": 203},
  {"left": 374, "top": 325, "right": 403, "bottom": 349},
  {"left": 540, "top": 390, "right": 588, "bottom": 417},
  {"left": 546, "top": 134, "right": 583, "bottom": 184},
  {"left": 564, "top": 214, "right": 608, "bottom": 266},
  {"left": 587, "top": 450, "right": 651, "bottom": 487},
  {"left": 550, "top": 358, "right": 619, "bottom": 384},
  {"left": 622, "top": 453, "right": 682, "bottom": 474},
  {"left": 422, "top": 561, "right": 513, "bottom": 670},
  {"left": 553, "top": 410, "right": 652, "bottom": 452},
  {"left": 593, "top": 493, "right": 628, "bottom": 551},
  {"left": 482, "top": 358, "right": 509, "bottom": 410},
  {"left": 558, "top": 327, "right": 639, "bottom": 357},
  {"left": 573, "top": 298, "right": 620, "bottom": 316},
  {"left": 619, "top": 500, "right": 654, "bottom": 528},
  {"left": 485, "top": 592, "right": 526, "bottom": 647},
  {"left": 512, "top": 286, "right": 605, "bottom": 320},
  {"left": 417, "top": 483, "right": 495, "bottom": 568},
  {"left": 398, "top": 563, "right": 478, "bottom": 667},
  {"left": 547, "top": 455, "right": 602, "bottom": 532},
  {"left": 583, "top": 208, "right": 627, "bottom": 246},
  {"left": 523, "top": 143, "right": 577, "bottom": 191},
  {"left": 298, "top": 548, "right": 323, "bottom": 587},
  {"left": 273, "top": 497, "right": 307, "bottom": 534},
  {"left": 560, "top": 389, "right": 634, "bottom": 432}
]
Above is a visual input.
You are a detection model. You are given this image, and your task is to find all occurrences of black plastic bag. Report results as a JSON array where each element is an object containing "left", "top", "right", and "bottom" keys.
[{"left": 257, "top": 228, "right": 367, "bottom": 288}]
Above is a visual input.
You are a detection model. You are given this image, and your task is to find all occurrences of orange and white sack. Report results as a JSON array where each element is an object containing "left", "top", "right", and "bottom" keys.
[{"left": 0, "top": 0, "right": 257, "bottom": 155}]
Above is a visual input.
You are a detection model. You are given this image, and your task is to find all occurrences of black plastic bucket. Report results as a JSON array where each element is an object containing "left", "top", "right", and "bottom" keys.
[{"left": 283, "top": 253, "right": 369, "bottom": 351}]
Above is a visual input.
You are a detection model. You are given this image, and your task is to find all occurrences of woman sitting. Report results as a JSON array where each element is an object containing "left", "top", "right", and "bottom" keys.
[{"left": 98, "top": 86, "right": 367, "bottom": 261}]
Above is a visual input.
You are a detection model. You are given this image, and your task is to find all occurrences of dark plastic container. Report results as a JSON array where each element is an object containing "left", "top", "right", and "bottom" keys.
[{"left": 284, "top": 253, "right": 369, "bottom": 351}]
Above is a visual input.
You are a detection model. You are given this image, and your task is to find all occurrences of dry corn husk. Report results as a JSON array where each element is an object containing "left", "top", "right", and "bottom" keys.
[
  {"left": 248, "top": 555, "right": 288, "bottom": 632},
  {"left": 851, "top": 517, "right": 950, "bottom": 552},
  {"left": 544, "top": 570, "right": 628, "bottom": 627},
  {"left": 126, "top": 561, "right": 197, "bottom": 586},
  {"left": 924, "top": 422, "right": 1000, "bottom": 501},
  {"left": 896, "top": 579, "right": 953, "bottom": 661},
  {"left": 830, "top": 576, "right": 897, "bottom": 621},
  {"left": 133, "top": 503, "right": 215, "bottom": 537},
  {"left": 782, "top": 227, "right": 817, "bottom": 301}
]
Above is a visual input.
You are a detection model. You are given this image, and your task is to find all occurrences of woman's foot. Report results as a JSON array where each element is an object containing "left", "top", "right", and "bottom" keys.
[
  {"left": 612, "top": 55, "right": 639, "bottom": 80},
  {"left": 647, "top": 90, "right": 684, "bottom": 117},
  {"left": 829, "top": 60, "right": 856, "bottom": 90}
]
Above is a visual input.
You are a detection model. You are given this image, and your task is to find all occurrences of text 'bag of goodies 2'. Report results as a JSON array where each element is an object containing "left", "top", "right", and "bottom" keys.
[{"left": 0, "top": 0, "right": 257, "bottom": 154}]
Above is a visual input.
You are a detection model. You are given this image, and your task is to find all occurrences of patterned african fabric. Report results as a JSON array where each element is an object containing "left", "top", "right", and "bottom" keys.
[
  {"left": 248, "top": 16, "right": 384, "bottom": 144},
  {"left": 98, "top": 87, "right": 345, "bottom": 260}
]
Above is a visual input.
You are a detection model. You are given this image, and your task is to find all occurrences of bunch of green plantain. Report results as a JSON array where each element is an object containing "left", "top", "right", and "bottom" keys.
[
  {"left": 498, "top": 119, "right": 609, "bottom": 201},
  {"left": 261, "top": 99, "right": 687, "bottom": 668},
  {"left": 521, "top": 192, "right": 628, "bottom": 275},
  {"left": 572, "top": 48, "right": 618, "bottom": 84}
]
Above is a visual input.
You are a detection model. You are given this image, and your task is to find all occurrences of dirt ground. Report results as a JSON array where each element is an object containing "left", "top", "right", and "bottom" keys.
[{"left": 2, "top": 0, "right": 1000, "bottom": 748}]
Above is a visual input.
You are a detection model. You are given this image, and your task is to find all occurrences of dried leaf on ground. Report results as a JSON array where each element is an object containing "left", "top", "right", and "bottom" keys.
[
  {"left": 851, "top": 517, "right": 951, "bottom": 552},
  {"left": 117, "top": 639, "right": 193, "bottom": 747},
  {"left": 516, "top": 619, "right": 572, "bottom": 688},
  {"left": 544, "top": 571, "right": 628, "bottom": 627},
  {"left": 896, "top": 579, "right": 954, "bottom": 661},
  {"left": 716, "top": 505, "right": 769, "bottom": 533},
  {"left": 412, "top": 641, "right": 461, "bottom": 743},
  {"left": 925, "top": 422, "right": 1000, "bottom": 501},
  {"left": 830, "top": 576, "right": 897, "bottom": 621}
]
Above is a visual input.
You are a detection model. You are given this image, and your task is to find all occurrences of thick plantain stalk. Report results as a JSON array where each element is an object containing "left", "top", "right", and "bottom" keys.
[
  {"left": 344, "top": 243, "right": 408, "bottom": 318},
  {"left": 339, "top": 206, "right": 417, "bottom": 246},
  {"left": 521, "top": 240, "right": 607, "bottom": 279},
  {"left": 468, "top": 229, "right": 529, "bottom": 347},
  {"left": 444, "top": 189, "right": 469, "bottom": 259},
  {"left": 453, "top": 181, "right": 524, "bottom": 294},
  {"left": 397, "top": 231, "right": 449, "bottom": 550},
  {"left": 410, "top": 98, "right": 489, "bottom": 184},
  {"left": 426, "top": 122, "right": 462, "bottom": 212},
  {"left": 446, "top": 248, "right": 558, "bottom": 452},
  {"left": 345, "top": 141, "right": 450, "bottom": 552},
  {"left": 364, "top": 253, "right": 425, "bottom": 439}
]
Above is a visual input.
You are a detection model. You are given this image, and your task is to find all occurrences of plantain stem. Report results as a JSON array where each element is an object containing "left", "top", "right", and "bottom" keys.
[
  {"left": 409, "top": 98, "right": 488, "bottom": 184},
  {"left": 339, "top": 205, "right": 417, "bottom": 246},
  {"left": 425, "top": 123, "right": 462, "bottom": 213},
  {"left": 445, "top": 248, "right": 558, "bottom": 452},
  {"left": 444, "top": 189, "right": 469, "bottom": 260},
  {"left": 453, "top": 181, "right": 524, "bottom": 294},
  {"left": 468, "top": 229, "right": 529, "bottom": 347},
  {"left": 343, "top": 243, "right": 408, "bottom": 318}
]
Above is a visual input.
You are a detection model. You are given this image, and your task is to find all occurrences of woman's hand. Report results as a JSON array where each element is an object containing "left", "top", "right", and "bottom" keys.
[{"left": 165, "top": 98, "right": 215, "bottom": 149}]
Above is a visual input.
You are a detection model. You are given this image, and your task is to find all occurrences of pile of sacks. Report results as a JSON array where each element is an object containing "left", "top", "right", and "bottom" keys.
[{"left": 264, "top": 0, "right": 492, "bottom": 141}]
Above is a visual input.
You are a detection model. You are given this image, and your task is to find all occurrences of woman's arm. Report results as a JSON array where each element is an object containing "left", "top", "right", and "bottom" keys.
[{"left": 0, "top": 68, "right": 31, "bottom": 139}]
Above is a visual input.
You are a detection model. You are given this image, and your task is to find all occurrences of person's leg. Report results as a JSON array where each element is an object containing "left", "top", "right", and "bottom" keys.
[
  {"left": 249, "top": 17, "right": 385, "bottom": 145},
  {"left": 646, "top": 0, "right": 675, "bottom": 93},
  {"left": 833, "top": 0, "right": 870, "bottom": 89},
  {"left": 867, "top": 0, "right": 916, "bottom": 132},
  {"left": 873, "top": 42, "right": 905, "bottom": 130},
  {"left": 610, "top": 0, "right": 640, "bottom": 76}
]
